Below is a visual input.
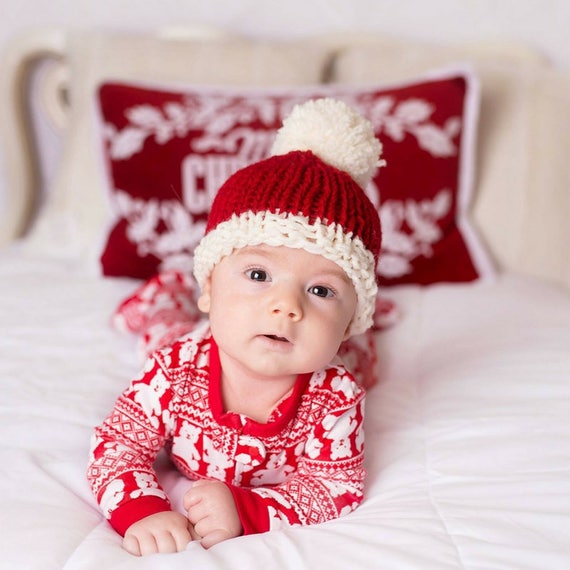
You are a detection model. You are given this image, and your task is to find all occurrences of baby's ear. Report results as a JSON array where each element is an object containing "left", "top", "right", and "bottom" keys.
[{"left": 197, "top": 279, "right": 212, "bottom": 314}]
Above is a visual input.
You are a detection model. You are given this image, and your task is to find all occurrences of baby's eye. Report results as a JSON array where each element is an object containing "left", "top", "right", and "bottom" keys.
[
  {"left": 308, "top": 285, "right": 335, "bottom": 298},
  {"left": 246, "top": 268, "right": 269, "bottom": 282}
]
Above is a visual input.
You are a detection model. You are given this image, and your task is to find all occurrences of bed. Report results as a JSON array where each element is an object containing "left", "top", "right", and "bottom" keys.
[{"left": 1, "top": 28, "right": 569, "bottom": 569}]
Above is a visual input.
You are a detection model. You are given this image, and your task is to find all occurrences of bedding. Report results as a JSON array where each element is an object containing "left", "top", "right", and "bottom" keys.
[
  {"left": 1, "top": 28, "right": 570, "bottom": 570},
  {"left": 1, "top": 246, "right": 570, "bottom": 569}
]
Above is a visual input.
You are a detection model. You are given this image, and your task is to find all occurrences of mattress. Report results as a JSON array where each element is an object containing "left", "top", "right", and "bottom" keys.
[{"left": 1, "top": 245, "right": 569, "bottom": 569}]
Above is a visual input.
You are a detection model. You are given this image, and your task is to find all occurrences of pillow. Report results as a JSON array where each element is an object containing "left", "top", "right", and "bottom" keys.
[{"left": 96, "top": 68, "right": 494, "bottom": 286}]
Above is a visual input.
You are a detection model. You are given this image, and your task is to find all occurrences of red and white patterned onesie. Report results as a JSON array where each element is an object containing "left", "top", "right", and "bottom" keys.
[{"left": 87, "top": 323, "right": 366, "bottom": 536}]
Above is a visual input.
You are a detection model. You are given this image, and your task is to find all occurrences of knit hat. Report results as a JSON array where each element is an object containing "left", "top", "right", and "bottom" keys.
[{"left": 193, "top": 98, "right": 383, "bottom": 337}]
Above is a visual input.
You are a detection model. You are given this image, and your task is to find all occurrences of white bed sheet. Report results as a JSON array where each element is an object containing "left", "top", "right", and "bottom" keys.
[{"left": 1, "top": 245, "right": 569, "bottom": 570}]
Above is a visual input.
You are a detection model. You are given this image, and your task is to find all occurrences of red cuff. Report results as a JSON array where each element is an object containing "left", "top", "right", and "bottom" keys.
[
  {"left": 108, "top": 496, "right": 171, "bottom": 536},
  {"left": 227, "top": 485, "right": 270, "bottom": 535}
]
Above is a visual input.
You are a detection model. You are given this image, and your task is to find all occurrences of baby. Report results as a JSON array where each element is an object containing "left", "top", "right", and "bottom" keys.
[{"left": 87, "top": 98, "right": 383, "bottom": 556}]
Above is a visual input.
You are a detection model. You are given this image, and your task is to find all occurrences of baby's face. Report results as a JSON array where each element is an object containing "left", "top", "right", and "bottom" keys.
[{"left": 198, "top": 245, "right": 357, "bottom": 383}]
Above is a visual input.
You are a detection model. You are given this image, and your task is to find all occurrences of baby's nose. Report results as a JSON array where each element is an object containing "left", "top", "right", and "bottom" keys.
[{"left": 270, "top": 289, "right": 303, "bottom": 322}]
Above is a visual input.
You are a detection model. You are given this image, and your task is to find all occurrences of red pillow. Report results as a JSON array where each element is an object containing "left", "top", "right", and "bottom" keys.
[{"left": 97, "top": 70, "right": 494, "bottom": 285}]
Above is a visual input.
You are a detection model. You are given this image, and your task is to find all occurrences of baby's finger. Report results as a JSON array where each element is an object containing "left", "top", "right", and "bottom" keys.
[
  {"left": 154, "top": 531, "right": 179, "bottom": 554},
  {"left": 188, "top": 524, "right": 202, "bottom": 543},
  {"left": 200, "top": 529, "right": 231, "bottom": 550},
  {"left": 137, "top": 534, "right": 159, "bottom": 557},
  {"left": 122, "top": 534, "right": 142, "bottom": 556},
  {"left": 182, "top": 484, "right": 204, "bottom": 510},
  {"left": 172, "top": 526, "right": 193, "bottom": 552}
]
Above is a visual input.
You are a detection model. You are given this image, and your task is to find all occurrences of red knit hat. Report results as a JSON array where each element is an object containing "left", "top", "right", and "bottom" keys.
[{"left": 193, "top": 98, "right": 383, "bottom": 336}]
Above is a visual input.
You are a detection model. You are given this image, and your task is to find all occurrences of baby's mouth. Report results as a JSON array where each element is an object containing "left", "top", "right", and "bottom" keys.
[{"left": 264, "top": 334, "right": 289, "bottom": 343}]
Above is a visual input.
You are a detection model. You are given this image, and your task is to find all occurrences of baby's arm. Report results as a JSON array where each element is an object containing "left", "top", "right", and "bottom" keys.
[
  {"left": 183, "top": 480, "right": 243, "bottom": 548},
  {"left": 87, "top": 356, "right": 182, "bottom": 543},
  {"left": 123, "top": 511, "right": 193, "bottom": 556},
  {"left": 224, "top": 371, "right": 366, "bottom": 535}
]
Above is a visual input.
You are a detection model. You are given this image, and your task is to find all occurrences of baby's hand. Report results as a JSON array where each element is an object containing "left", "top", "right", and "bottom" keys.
[
  {"left": 183, "top": 480, "right": 243, "bottom": 548},
  {"left": 123, "top": 511, "right": 193, "bottom": 556}
]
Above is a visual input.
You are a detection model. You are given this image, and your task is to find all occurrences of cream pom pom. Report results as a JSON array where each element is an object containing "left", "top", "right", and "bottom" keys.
[{"left": 270, "top": 98, "right": 384, "bottom": 189}]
